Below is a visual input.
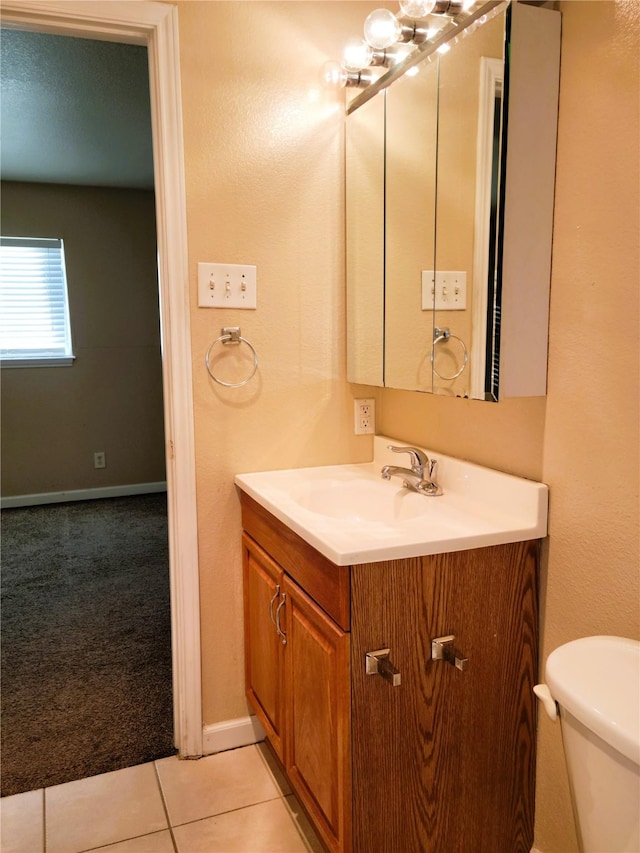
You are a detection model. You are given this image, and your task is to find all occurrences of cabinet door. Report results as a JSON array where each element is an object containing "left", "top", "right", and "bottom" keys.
[
  {"left": 243, "top": 534, "right": 286, "bottom": 761},
  {"left": 284, "top": 576, "right": 351, "bottom": 853},
  {"left": 350, "top": 542, "right": 538, "bottom": 853}
]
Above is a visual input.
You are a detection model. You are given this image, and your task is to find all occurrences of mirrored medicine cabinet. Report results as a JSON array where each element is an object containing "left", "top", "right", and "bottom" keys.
[{"left": 346, "top": 1, "right": 561, "bottom": 401}]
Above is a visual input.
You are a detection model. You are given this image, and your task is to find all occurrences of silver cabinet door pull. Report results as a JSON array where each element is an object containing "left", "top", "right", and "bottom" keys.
[
  {"left": 275, "top": 593, "right": 287, "bottom": 646},
  {"left": 431, "top": 635, "right": 468, "bottom": 671},
  {"left": 366, "top": 648, "right": 401, "bottom": 686},
  {"left": 269, "top": 584, "right": 281, "bottom": 626}
]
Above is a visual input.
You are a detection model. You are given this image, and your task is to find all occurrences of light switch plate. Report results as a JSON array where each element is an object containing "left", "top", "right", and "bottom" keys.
[
  {"left": 198, "top": 262, "right": 257, "bottom": 309},
  {"left": 422, "top": 270, "right": 467, "bottom": 310}
]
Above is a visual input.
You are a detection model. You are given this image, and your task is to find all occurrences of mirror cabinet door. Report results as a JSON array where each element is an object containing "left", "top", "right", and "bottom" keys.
[
  {"left": 433, "top": 11, "right": 505, "bottom": 400},
  {"left": 384, "top": 60, "right": 439, "bottom": 392},
  {"left": 345, "top": 2, "right": 558, "bottom": 400},
  {"left": 346, "top": 92, "right": 385, "bottom": 387}
]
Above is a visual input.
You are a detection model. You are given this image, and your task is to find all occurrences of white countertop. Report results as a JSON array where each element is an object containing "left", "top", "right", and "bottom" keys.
[{"left": 234, "top": 436, "right": 548, "bottom": 566}]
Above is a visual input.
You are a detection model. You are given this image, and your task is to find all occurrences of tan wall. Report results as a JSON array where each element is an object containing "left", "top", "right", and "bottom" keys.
[
  {"left": 378, "top": 2, "right": 639, "bottom": 851},
  {"left": 378, "top": 390, "right": 546, "bottom": 480},
  {"left": 177, "top": 1, "right": 374, "bottom": 725},
  {"left": 177, "top": 1, "right": 637, "bottom": 846},
  {"left": 535, "top": 2, "right": 640, "bottom": 849},
  {"left": 0, "top": 182, "right": 166, "bottom": 496}
]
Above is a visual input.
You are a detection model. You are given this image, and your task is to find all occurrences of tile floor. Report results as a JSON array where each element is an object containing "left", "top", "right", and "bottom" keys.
[{"left": 0, "top": 743, "right": 324, "bottom": 853}]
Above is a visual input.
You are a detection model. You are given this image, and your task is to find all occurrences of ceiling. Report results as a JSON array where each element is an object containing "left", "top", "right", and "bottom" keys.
[{"left": 0, "top": 28, "right": 154, "bottom": 189}]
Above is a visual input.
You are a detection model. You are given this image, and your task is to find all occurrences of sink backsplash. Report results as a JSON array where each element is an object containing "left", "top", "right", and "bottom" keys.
[{"left": 374, "top": 436, "right": 548, "bottom": 524}]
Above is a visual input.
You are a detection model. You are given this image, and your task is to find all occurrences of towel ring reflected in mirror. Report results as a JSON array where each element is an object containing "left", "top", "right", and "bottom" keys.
[{"left": 431, "top": 326, "right": 468, "bottom": 381}]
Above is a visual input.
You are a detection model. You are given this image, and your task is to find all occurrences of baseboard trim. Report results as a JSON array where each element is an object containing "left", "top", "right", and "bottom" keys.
[
  {"left": 1, "top": 482, "right": 168, "bottom": 509},
  {"left": 202, "top": 715, "right": 266, "bottom": 755}
]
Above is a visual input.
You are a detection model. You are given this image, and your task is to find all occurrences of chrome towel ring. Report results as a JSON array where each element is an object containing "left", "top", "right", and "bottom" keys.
[
  {"left": 431, "top": 326, "right": 468, "bottom": 381},
  {"left": 205, "top": 326, "right": 258, "bottom": 388}
]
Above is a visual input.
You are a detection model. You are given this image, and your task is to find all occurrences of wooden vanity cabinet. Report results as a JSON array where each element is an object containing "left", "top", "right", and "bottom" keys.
[
  {"left": 284, "top": 577, "right": 351, "bottom": 851},
  {"left": 243, "top": 535, "right": 286, "bottom": 761},
  {"left": 350, "top": 544, "right": 538, "bottom": 853},
  {"left": 242, "top": 498, "right": 351, "bottom": 853},
  {"left": 241, "top": 493, "right": 538, "bottom": 853}
]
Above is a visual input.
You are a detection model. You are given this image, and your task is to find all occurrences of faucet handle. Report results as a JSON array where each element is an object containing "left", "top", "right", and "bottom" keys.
[{"left": 387, "top": 444, "right": 429, "bottom": 474}]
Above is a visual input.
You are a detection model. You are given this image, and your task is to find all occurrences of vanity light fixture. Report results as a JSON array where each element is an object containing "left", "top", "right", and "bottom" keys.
[
  {"left": 342, "top": 38, "right": 375, "bottom": 72},
  {"left": 330, "top": 0, "right": 505, "bottom": 95},
  {"left": 321, "top": 60, "right": 375, "bottom": 89},
  {"left": 364, "top": 8, "right": 433, "bottom": 50},
  {"left": 342, "top": 39, "right": 413, "bottom": 73}
]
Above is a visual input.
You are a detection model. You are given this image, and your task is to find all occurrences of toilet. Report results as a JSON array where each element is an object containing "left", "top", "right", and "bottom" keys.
[{"left": 535, "top": 636, "right": 640, "bottom": 853}]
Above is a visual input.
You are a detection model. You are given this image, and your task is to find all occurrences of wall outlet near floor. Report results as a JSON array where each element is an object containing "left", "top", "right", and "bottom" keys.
[
  {"left": 93, "top": 451, "right": 106, "bottom": 469},
  {"left": 354, "top": 398, "right": 375, "bottom": 435}
]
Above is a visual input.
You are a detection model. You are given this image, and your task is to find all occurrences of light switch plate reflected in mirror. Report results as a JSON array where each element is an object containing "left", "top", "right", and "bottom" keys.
[{"left": 421, "top": 270, "right": 467, "bottom": 311}]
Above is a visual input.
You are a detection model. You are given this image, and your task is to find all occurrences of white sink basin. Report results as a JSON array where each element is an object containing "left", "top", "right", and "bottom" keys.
[
  {"left": 234, "top": 436, "right": 548, "bottom": 565},
  {"left": 290, "top": 478, "right": 433, "bottom": 524}
]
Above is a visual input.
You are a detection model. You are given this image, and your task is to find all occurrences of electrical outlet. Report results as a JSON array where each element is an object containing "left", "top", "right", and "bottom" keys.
[
  {"left": 94, "top": 451, "right": 106, "bottom": 469},
  {"left": 354, "top": 398, "right": 375, "bottom": 435}
]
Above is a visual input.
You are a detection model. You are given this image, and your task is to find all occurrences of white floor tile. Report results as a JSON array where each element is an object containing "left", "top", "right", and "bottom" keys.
[
  {"left": 3, "top": 748, "right": 324, "bottom": 853},
  {"left": 156, "top": 746, "right": 283, "bottom": 827},
  {"left": 45, "top": 763, "right": 167, "bottom": 853},
  {"left": 91, "top": 829, "right": 175, "bottom": 852},
  {"left": 0, "top": 789, "right": 44, "bottom": 853},
  {"left": 172, "top": 798, "right": 311, "bottom": 853}
]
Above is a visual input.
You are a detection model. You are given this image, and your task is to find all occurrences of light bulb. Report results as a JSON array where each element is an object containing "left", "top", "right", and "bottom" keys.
[
  {"left": 436, "top": 42, "right": 451, "bottom": 54},
  {"left": 399, "top": 0, "right": 436, "bottom": 18},
  {"left": 342, "top": 38, "right": 373, "bottom": 72},
  {"left": 321, "top": 60, "right": 346, "bottom": 88},
  {"left": 364, "top": 8, "right": 401, "bottom": 50}
]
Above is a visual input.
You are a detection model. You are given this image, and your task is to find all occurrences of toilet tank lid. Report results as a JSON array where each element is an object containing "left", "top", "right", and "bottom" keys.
[{"left": 545, "top": 636, "right": 640, "bottom": 765}]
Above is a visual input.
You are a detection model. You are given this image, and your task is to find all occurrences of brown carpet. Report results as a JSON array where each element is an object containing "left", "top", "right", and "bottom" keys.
[{"left": 0, "top": 493, "right": 176, "bottom": 797}]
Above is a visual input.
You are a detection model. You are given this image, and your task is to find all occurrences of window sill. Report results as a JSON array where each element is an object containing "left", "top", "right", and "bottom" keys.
[{"left": 0, "top": 356, "right": 75, "bottom": 368}]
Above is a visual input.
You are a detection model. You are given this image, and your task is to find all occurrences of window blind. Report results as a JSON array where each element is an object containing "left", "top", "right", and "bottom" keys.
[{"left": 0, "top": 236, "right": 74, "bottom": 366}]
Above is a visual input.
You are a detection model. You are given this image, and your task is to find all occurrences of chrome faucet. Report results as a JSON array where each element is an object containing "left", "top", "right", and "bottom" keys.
[{"left": 381, "top": 444, "right": 443, "bottom": 496}]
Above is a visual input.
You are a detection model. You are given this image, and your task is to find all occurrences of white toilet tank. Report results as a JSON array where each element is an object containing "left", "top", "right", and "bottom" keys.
[{"left": 538, "top": 636, "right": 640, "bottom": 853}]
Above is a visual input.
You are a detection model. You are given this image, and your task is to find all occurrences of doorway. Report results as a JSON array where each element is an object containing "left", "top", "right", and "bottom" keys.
[{"left": 0, "top": 0, "right": 202, "bottom": 766}]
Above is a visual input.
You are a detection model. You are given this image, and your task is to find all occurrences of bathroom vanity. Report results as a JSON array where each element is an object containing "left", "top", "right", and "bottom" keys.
[{"left": 237, "top": 439, "right": 547, "bottom": 852}]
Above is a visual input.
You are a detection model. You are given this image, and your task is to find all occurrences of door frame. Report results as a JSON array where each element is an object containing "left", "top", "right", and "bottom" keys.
[{"left": 0, "top": 0, "right": 203, "bottom": 757}]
